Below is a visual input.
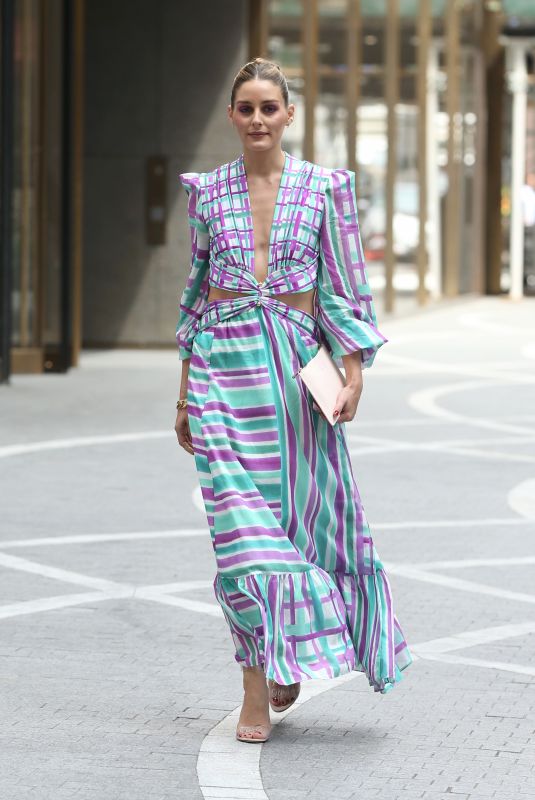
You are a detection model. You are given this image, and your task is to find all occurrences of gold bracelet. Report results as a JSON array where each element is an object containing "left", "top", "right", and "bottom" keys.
[{"left": 176, "top": 398, "right": 188, "bottom": 410}]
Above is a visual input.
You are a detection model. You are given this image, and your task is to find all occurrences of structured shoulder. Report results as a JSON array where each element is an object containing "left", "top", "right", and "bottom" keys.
[
  {"left": 324, "top": 166, "right": 355, "bottom": 192},
  {"left": 178, "top": 170, "right": 207, "bottom": 197}
]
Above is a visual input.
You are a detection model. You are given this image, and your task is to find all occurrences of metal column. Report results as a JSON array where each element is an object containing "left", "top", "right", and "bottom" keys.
[
  {"left": 416, "top": 0, "right": 431, "bottom": 305},
  {"left": 444, "top": 0, "right": 461, "bottom": 298},
  {"left": 426, "top": 44, "right": 443, "bottom": 299},
  {"left": 346, "top": 0, "right": 361, "bottom": 173},
  {"left": 506, "top": 40, "right": 529, "bottom": 301},
  {"left": 384, "top": 0, "right": 399, "bottom": 314},
  {"left": 303, "top": 0, "right": 318, "bottom": 163}
]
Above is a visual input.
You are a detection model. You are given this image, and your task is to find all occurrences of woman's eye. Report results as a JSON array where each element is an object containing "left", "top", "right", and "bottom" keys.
[{"left": 237, "top": 105, "right": 278, "bottom": 114}]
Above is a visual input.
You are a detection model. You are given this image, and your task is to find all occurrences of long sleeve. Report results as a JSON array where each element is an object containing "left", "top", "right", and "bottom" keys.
[
  {"left": 176, "top": 172, "right": 210, "bottom": 360},
  {"left": 316, "top": 168, "right": 388, "bottom": 369}
]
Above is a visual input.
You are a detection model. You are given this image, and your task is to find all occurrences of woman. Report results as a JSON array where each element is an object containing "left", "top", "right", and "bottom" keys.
[{"left": 175, "top": 58, "right": 413, "bottom": 744}]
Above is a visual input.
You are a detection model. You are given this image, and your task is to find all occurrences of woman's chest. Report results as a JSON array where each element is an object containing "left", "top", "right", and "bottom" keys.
[{"left": 202, "top": 171, "right": 326, "bottom": 271}]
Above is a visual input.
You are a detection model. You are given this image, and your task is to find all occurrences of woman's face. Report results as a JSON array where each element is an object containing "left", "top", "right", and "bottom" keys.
[{"left": 228, "top": 79, "right": 294, "bottom": 154}]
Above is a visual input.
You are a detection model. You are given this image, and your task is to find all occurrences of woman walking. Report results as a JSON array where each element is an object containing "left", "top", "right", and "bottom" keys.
[{"left": 175, "top": 58, "right": 413, "bottom": 744}]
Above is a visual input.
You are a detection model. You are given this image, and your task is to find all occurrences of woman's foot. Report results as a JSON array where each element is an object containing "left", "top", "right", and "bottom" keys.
[
  {"left": 236, "top": 666, "right": 272, "bottom": 743},
  {"left": 268, "top": 678, "right": 301, "bottom": 712}
]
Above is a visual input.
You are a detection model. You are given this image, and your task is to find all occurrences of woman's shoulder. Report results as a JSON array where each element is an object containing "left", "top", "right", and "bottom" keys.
[
  {"left": 291, "top": 155, "right": 356, "bottom": 194},
  {"left": 179, "top": 154, "right": 242, "bottom": 194}
]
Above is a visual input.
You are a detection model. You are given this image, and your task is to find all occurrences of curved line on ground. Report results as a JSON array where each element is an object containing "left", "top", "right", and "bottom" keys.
[
  {"left": 457, "top": 310, "right": 535, "bottom": 338},
  {"left": 196, "top": 669, "right": 363, "bottom": 800},
  {"left": 408, "top": 379, "right": 535, "bottom": 436},
  {"left": 196, "top": 617, "right": 535, "bottom": 799},
  {"left": 507, "top": 478, "right": 535, "bottom": 520}
]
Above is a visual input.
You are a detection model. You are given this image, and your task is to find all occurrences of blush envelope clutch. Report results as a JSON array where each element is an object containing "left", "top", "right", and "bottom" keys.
[{"left": 292, "top": 343, "right": 346, "bottom": 426}]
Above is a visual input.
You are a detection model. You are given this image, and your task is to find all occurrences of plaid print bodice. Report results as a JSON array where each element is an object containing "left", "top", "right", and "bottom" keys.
[
  {"left": 208, "top": 255, "right": 319, "bottom": 298},
  {"left": 177, "top": 150, "right": 387, "bottom": 369}
]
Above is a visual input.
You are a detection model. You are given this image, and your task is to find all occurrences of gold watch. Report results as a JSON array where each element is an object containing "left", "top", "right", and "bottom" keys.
[{"left": 176, "top": 398, "right": 188, "bottom": 410}]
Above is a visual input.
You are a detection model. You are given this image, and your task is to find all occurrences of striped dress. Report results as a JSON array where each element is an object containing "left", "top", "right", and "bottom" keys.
[{"left": 177, "top": 150, "right": 413, "bottom": 693}]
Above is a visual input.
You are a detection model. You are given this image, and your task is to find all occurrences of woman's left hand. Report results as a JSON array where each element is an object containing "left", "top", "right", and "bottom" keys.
[{"left": 333, "top": 379, "right": 363, "bottom": 424}]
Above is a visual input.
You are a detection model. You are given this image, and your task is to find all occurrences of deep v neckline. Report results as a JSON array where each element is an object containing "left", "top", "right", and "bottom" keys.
[{"left": 239, "top": 150, "right": 288, "bottom": 284}]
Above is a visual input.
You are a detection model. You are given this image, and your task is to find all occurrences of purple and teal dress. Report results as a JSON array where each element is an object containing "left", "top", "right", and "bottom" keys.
[{"left": 176, "top": 150, "right": 413, "bottom": 693}]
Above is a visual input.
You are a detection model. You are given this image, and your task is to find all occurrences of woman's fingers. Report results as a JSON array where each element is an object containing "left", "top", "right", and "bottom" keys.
[{"left": 175, "top": 413, "right": 195, "bottom": 455}]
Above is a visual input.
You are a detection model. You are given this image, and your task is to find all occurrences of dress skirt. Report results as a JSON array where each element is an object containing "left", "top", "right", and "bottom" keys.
[{"left": 186, "top": 294, "right": 413, "bottom": 694}]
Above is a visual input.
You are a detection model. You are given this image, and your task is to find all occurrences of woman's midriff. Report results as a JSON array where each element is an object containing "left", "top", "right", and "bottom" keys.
[{"left": 207, "top": 286, "right": 317, "bottom": 317}]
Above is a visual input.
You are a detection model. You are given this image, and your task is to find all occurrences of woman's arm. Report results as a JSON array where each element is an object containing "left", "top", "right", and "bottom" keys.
[
  {"left": 175, "top": 171, "right": 209, "bottom": 455},
  {"left": 316, "top": 168, "right": 388, "bottom": 372},
  {"left": 175, "top": 357, "right": 193, "bottom": 455},
  {"left": 176, "top": 172, "right": 211, "bottom": 360},
  {"left": 316, "top": 168, "right": 386, "bottom": 422}
]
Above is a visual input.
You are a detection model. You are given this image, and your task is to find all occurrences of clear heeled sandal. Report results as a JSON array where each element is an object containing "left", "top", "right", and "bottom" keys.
[
  {"left": 268, "top": 679, "right": 301, "bottom": 713},
  {"left": 235, "top": 722, "right": 272, "bottom": 743}
]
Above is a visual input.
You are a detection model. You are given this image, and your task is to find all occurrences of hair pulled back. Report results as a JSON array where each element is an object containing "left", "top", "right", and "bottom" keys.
[{"left": 230, "top": 57, "right": 289, "bottom": 109}]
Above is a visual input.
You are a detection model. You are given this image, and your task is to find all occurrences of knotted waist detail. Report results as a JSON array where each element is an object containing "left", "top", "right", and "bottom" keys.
[
  {"left": 208, "top": 257, "right": 318, "bottom": 295},
  {"left": 197, "top": 257, "right": 319, "bottom": 337}
]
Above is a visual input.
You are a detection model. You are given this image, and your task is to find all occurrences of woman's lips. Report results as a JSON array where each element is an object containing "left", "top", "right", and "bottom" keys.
[{"left": 250, "top": 132, "right": 268, "bottom": 136}]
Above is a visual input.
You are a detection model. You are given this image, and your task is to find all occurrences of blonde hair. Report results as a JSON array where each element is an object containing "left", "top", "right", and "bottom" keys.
[{"left": 230, "top": 57, "right": 289, "bottom": 109}]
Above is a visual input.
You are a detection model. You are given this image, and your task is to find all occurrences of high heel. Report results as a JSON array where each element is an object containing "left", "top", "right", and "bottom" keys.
[
  {"left": 236, "top": 722, "right": 272, "bottom": 743},
  {"left": 237, "top": 665, "right": 271, "bottom": 743},
  {"left": 268, "top": 679, "right": 301, "bottom": 712}
]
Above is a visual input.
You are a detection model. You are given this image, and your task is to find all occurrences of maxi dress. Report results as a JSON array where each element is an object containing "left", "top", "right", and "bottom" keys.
[{"left": 176, "top": 150, "right": 413, "bottom": 693}]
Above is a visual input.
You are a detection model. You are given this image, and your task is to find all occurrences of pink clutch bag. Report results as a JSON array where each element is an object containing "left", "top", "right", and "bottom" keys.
[{"left": 292, "top": 343, "right": 346, "bottom": 426}]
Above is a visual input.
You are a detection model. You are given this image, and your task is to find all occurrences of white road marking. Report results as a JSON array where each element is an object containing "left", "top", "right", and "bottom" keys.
[
  {"left": 0, "top": 517, "right": 532, "bottom": 552},
  {"left": 387, "top": 563, "right": 535, "bottom": 605},
  {"left": 136, "top": 589, "right": 223, "bottom": 618},
  {"left": 197, "top": 668, "right": 361, "bottom": 800},
  {"left": 374, "top": 517, "right": 533, "bottom": 530},
  {"left": 411, "top": 620, "right": 535, "bottom": 654},
  {"left": 141, "top": 580, "right": 214, "bottom": 593},
  {"left": 0, "top": 529, "right": 208, "bottom": 548},
  {"left": 381, "top": 352, "right": 535, "bottom": 384},
  {"left": 0, "top": 592, "right": 122, "bottom": 620},
  {"left": 0, "top": 430, "right": 170, "bottom": 458},
  {"left": 408, "top": 380, "right": 535, "bottom": 436},
  {"left": 420, "top": 652, "right": 535, "bottom": 677},
  {"left": 507, "top": 478, "right": 535, "bottom": 520},
  {"left": 399, "top": 555, "right": 535, "bottom": 570},
  {"left": 197, "top": 618, "right": 535, "bottom": 800},
  {"left": 0, "top": 551, "right": 222, "bottom": 621},
  {"left": 349, "top": 440, "right": 535, "bottom": 463},
  {"left": 457, "top": 311, "right": 535, "bottom": 338},
  {"left": 0, "top": 551, "right": 135, "bottom": 593},
  {"left": 1, "top": 517, "right": 533, "bottom": 552}
]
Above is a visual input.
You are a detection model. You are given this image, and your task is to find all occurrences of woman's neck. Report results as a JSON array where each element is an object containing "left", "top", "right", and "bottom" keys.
[{"left": 242, "top": 146, "right": 285, "bottom": 179}]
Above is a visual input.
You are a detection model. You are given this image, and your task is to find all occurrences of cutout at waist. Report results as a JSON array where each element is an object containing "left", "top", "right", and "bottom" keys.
[{"left": 207, "top": 286, "right": 317, "bottom": 317}]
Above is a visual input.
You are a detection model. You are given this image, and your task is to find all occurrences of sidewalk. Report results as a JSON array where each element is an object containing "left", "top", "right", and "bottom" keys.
[{"left": 1, "top": 295, "right": 534, "bottom": 800}]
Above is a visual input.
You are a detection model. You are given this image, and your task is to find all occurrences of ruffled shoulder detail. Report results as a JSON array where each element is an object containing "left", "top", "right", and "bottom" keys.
[
  {"left": 178, "top": 170, "right": 208, "bottom": 225},
  {"left": 178, "top": 170, "right": 204, "bottom": 196}
]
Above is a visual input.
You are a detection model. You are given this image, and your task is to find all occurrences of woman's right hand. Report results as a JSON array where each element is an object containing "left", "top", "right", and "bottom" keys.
[{"left": 175, "top": 409, "right": 194, "bottom": 455}]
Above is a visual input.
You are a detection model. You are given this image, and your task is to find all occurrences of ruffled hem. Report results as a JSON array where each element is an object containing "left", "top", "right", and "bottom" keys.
[{"left": 213, "top": 564, "right": 413, "bottom": 695}]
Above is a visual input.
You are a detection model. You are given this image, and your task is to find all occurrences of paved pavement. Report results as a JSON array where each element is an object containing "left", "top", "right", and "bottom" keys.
[{"left": 1, "top": 294, "right": 534, "bottom": 800}]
